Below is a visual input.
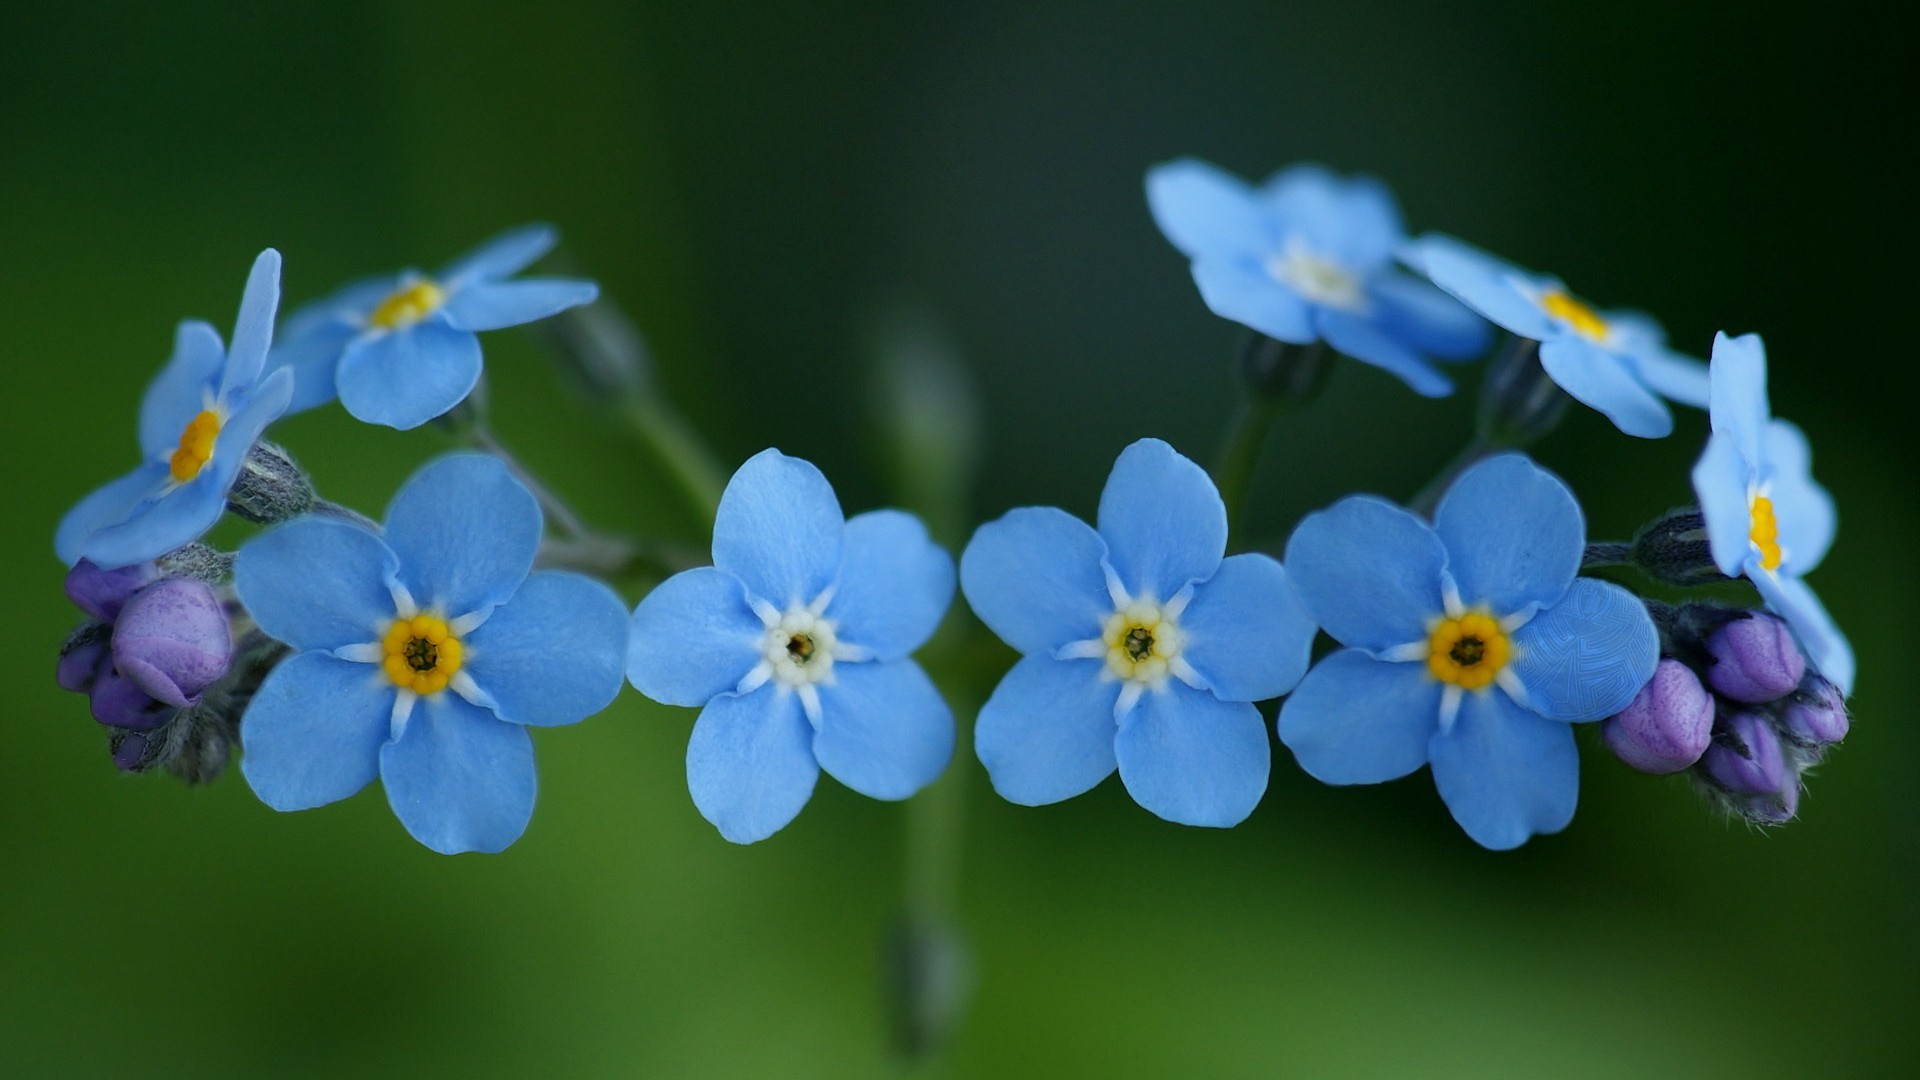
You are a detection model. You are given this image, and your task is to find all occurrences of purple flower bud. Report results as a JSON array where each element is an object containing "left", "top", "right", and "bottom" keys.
[
  {"left": 111, "top": 578, "right": 232, "bottom": 708},
  {"left": 1602, "top": 659, "right": 1715, "bottom": 773},
  {"left": 1781, "top": 676, "right": 1849, "bottom": 748},
  {"left": 1701, "top": 711, "right": 1791, "bottom": 798},
  {"left": 1705, "top": 613, "right": 1806, "bottom": 703},
  {"left": 112, "top": 731, "right": 155, "bottom": 773},
  {"left": 57, "top": 635, "right": 111, "bottom": 694},
  {"left": 88, "top": 667, "right": 173, "bottom": 731},
  {"left": 63, "top": 559, "right": 158, "bottom": 621},
  {"left": 1733, "top": 777, "right": 1800, "bottom": 826}
]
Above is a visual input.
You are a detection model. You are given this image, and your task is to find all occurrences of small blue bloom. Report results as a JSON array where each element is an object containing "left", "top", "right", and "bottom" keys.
[
  {"left": 1146, "top": 159, "right": 1492, "bottom": 397},
  {"left": 1407, "top": 233, "right": 1710, "bottom": 438},
  {"left": 626, "top": 450, "right": 957, "bottom": 844},
  {"left": 268, "top": 224, "right": 598, "bottom": 429},
  {"left": 56, "top": 250, "right": 295, "bottom": 571},
  {"left": 1691, "top": 331, "right": 1853, "bottom": 694},
  {"left": 960, "top": 438, "right": 1317, "bottom": 827},
  {"left": 1278, "top": 454, "right": 1658, "bottom": 850},
  {"left": 233, "top": 454, "right": 629, "bottom": 854}
]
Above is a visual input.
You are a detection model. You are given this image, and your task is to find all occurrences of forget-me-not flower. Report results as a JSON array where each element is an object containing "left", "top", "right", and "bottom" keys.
[
  {"left": 234, "top": 453, "right": 628, "bottom": 854},
  {"left": 268, "top": 225, "right": 598, "bottom": 429},
  {"left": 626, "top": 450, "right": 957, "bottom": 844},
  {"left": 1691, "top": 331, "right": 1853, "bottom": 694},
  {"left": 1407, "top": 233, "right": 1709, "bottom": 438},
  {"left": 56, "top": 250, "right": 295, "bottom": 570},
  {"left": 1279, "top": 454, "right": 1658, "bottom": 849},
  {"left": 1146, "top": 159, "right": 1491, "bottom": 397},
  {"left": 961, "top": 438, "right": 1317, "bottom": 827}
]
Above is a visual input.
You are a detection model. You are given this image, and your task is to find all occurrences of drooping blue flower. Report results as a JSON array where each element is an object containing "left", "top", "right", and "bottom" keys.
[
  {"left": 626, "top": 449, "right": 957, "bottom": 844},
  {"left": 56, "top": 250, "right": 295, "bottom": 570},
  {"left": 1146, "top": 159, "right": 1491, "bottom": 397},
  {"left": 960, "top": 438, "right": 1317, "bottom": 827},
  {"left": 267, "top": 225, "right": 598, "bottom": 429},
  {"left": 233, "top": 453, "right": 628, "bottom": 854},
  {"left": 1690, "top": 331, "right": 1853, "bottom": 694},
  {"left": 1406, "top": 233, "right": 1709, "bottom": 438},
  {"left": 1278, "top": 454, "right": 1658, "bottom": 850}
]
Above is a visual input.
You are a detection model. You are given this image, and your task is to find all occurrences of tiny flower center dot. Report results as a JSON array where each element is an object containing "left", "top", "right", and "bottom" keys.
[
  {"left": 785, "top": 632, "right": 816, "bottom": 662},
  {"left": 1426, "top": 611, "right": 1510, "bottom": 691},
  {"left": 368, "top": 279, "right": 446, "bottom": 331},
  {"left": 383, "top": 613, "right": 464, "bottom": 696},
  {"left": 1266, "top": 241, "right": 1365, "bottom": 311},
  {"left": 761, "top": 608, "right": 840, "bottom": 688},
  {"left": 1540, "top": 289, "right": 1609, "bottom": 342},
  {"left": 1103, "top": 600, "right": 1183, "bottom": 686},
  {"left": 168, "top": 410, "right": 221, "bottom": 483},
  {"left": 1748, "top": 494, "right": 1783, "bottom": 572}
]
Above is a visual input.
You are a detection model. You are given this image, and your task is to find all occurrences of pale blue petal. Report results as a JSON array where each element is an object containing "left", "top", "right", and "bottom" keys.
[
  {"left": 686, "top": 687, "right": 819, "bottom": 844},
  {"left": 1752, "top": 572, "right": 1854, "bottom": 695},
  {"left": 383, "top": 453, "right": 541, "bottom": 619},
  {"left": 1509, "top": 579, "right": 1659, "bottom": 721},
  {"left": 267, "top": 275, "right": 397, "bottom": 413},
  {"left": 1097, "top": 438, "right": 1226, "bottom": 602},
  {"left": 336, "top": 319, "right": 484, "bottom": 430},
  {"left": 1284, "top": 495, "right": 1447, "bottom": 652},
  {"left": 239, "top": 652, "right": 393, "bottom": 811},
  {"left": 55, "top": 464, "right": 169, "bottom": 568},
  {"left": 1691, "top": 433, "right": 1753, "bottom": 576},
  {"left": 973, "top": 655, "right": 1118, "bottom": 805},
  {"left": 1190, "top": 257, "right": 1316, "bottom": 344},
  {"left": 1277, "top": 650, "right": 1440, "bottom": 784},
  {"left": 959, "top": 507, "right": 1109, "bottom": 655},
  {"left": 626, "top": 567, "right": 765, "bottom": 707},
  {"left": 380, "top": 693, "right": 536, "bottom": 855},
  {"left": 1428, "top": 689, "right": 1578, "bottom": 850},
  {"left": 465, "top": 571, "right": 628, "bottom": 727},
  {"left": 1114, "top": 682, "right": 1269, "bottom": 827},
  {"left": 1262, "top": 165, "right": 1402, "bottom": 272},
  {"left": 1316, "top": 308, "right": 1453, "bottom": 397},
  {"left": 1367, "top": 272, "right": 1493, "bottom": 361},
  {"left": 443, "top": 278, "right": 598, "bottom": 333},
  {"left": 441, "top": 224, "right": 558, "bottom": 287},
  {"left": 1708, "top": 331, "right": 1770, "bottom": 468},
  {"left": 1434, "top": 453, "right": 1582, "bottom": 615},
  {"left": 1629, "top": 349, "right": 1710, "bottom": 409},
  {"left": 1539, "top": 335, "right": 1673, "bottom": 438},
  {"left": 138, "top": 320, "right": 225, "bottom": 459},
  {"left": 1762, "top": 420, "right": 1835, "bottom": 575},
  {"left": 234, "top": 518, "right": 399, "bottom": 652},
  {"left": 221, "top": 249, "right": 281, "bottom": 394},
  {"left": 1178, "top": 554, "right": 1315, "bottom": 702},
  {"left": 711, "top": 449, "right": 844, "bottom": 608},
  {"left": 1412, "top": 234, "right": 1554, "bottom": 340},
  {"left": 1144, "top": 159, "right": 1273, "bottom": 261},
  {"left": 827, "top": 510, "right": 955, "bottom": 661},
  {"left": 812, "top": 659, "right": 954, "bottom": 800}
]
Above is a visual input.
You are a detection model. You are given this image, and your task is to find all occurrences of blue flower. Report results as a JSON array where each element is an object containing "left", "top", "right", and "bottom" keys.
[
  {"left": 1691, "top": 331, "right": 1853, "bottom": 694},
  {"left": 1278, "top": 454, "right": 1657, "bottom": 850},
  {"left": 268, "top": 224, "right": 598, "bottom": 429},
  {"left": 1407, "top": 233, "right": 1710, "bottom": 438},
  {"left": 56, "top": 250, "right": 295, "bottom": 571},
  {"left": 626, "top": 450, "right": 956, "bottom": 844},
  {"left": 961, "top": 438, "right": 1317, "bottom": 827},
  {"left": 1146, "top": 159, "right": 1491, "bottom": 397},
  {"left": 233, "top": 454, "right": 629, "bottom": 854}
]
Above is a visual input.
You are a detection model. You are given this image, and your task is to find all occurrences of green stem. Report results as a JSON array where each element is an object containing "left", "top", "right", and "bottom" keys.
[
  {"left": 1212, "top": 399, "right": 1281, "bottom": 539},
  {"left": 1408, "top": 434, "right": 1498, "bottom": 518},
  {"left": 620, "top": 396, "right": 728, "bottom": 526},
  {"left": 464, "top": 424, "right": 590, "bottom": 539}
]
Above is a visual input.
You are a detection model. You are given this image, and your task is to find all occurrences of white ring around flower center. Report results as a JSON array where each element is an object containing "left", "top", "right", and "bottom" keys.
[
  {"left": 1266, "top": 239, "right": 1366, "bottom": 312},
  {"left": 738, "top": 591, "right": 869, "bottom": 723},
  {"left": 1057, "top": 572, "right": 1205, "bottom": 719}
]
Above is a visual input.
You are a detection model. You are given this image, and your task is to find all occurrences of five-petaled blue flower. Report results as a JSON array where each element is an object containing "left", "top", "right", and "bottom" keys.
[
  {"left": 1278, "top": 454, "right": 1657, "bottom": 850},
  {"left": 626, "top": 449, "right": 957, "bottom": 844},
  {"left": 1146, "top": 159, "right": 1491, "bottom": 397},
  {"left": 234, "top": 453, "right": 628, "bottom": 854},
  {"left": 1407, "top": 233, "right": 1709, "bottom": 438},
  {"left": 268, "top": 224, "right": 598, "bottom": 430},
  {"left": 961, "top": 438, "right": 1317, "bottom": 827},
  {"left": 56, "top": 250, "right": 295, "bottom": 570},
  {"left": 1691, "top": 331, "right": 1853, "bottom": 694}
]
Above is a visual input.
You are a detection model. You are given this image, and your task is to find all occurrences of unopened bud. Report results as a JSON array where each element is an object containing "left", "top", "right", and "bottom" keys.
[
  {"left": 532, "top": 298, "right": 652, "bottom": 406},
  {"left": 1477, "top": 337, "right": 1570, "bottom": 445},
  {"left": 1238, "top": 333, "right": 1332, "bottom": 404},
  {"left": 1602, "top": 659, "right": 1714, "bottom": 773},
  {"left": 1780, "top": 676, "right": 1849, "bottom": 749},
  {"left": 57, "top": 625, "right": 111, "bottom": 693},
  {"left": 112, "top": 577, "right": 233, "bottom": 707},
  {"left": 88, "top": 667, "right": 173, "bottom": 731},
  {"left": 1700, "top": 712, "right": 1795, "bottom": 824},
  {"left": 225, "top": 441, "right": 314, "bottom": 524},
  {"left": 1705, "top": 613, "right": 1805, "bottom": 704},
  {"left": 64, "top": 559, "right": 158, "bottom": 621},
  {"left": 1629, "top": 508, "right": 1728, "bottom": 587}
]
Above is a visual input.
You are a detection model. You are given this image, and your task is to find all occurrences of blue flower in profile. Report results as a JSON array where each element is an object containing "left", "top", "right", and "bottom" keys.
[
  {"left": 1407, "top": 233, "right": 1709, "bottom": 438},
  {"left": 626, "top": 450, "right": 956, "bottom": 844},
  {"left": 56, "top": 250, "right": 295, "bottom": 571},
  {"left": 1146, "top": 159, "right": 1491, "bottom": 397},
  {"left": 234, "top": 454, "right": 628, "bottom": 854},
  {"left": 1692, "top": 331, "right": 1853, "bottom": 694},
  {"left": 268, "top": 224, "right": 598, "bottom": 429},
  {"left": 1279, "top": 454, "right": 1657, "bottom": 850},
  {"left": 961, "top": 439, "right": 1317, "bottom": 827}
]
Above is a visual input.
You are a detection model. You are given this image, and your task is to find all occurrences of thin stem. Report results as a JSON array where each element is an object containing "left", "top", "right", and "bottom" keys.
[
  {"left": 620, "top": 396, "right": 728, "bottom": 527},
  {"left": 465, "top": 425, "right": 590, "bottom": 539},
  {"left": 1408, "top": 434, "right": 1496, "bottom": 518},
  {"left": 1212, "top": 398, "right": 1281, "bottom": 538}
]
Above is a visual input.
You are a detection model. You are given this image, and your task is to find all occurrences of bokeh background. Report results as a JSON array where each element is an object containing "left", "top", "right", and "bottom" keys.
[{"left": 4, "top": 2, "right": 1914, "bottom": 1076}]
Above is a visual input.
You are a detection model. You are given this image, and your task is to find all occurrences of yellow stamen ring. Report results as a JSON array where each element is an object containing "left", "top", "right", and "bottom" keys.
[
  {"left": 1101, "top": 601, "right": 1183, "bottom": 685},
  {"left": 368, "top": 279, "right": 446, "bottom": 331},
  {"left": 169, "top": 410, "right": 222, "bottom": 483},
  {"left": 1425, "top": 610, "right": 1511, "bottom": 691},
  {"left": 382, "top": 614, "right": 465, "bottom": 696},
  {"left": 1540, "top": 289, "right": 1609, "bottom": 343},
  {"left": 1748, "top": 494, "right": 1783, "bottom": 572}
]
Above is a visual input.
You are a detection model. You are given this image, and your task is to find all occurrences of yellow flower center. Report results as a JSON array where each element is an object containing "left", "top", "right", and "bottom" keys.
[
  {"left": 382, "top": 614, "right": 465, "bottom": 696},
  {"left": 368, "top": 279, "right": 446, "bottom": 330},
  {"left": 168, "top": 410, "right": 222, "bottom": 483},
  {"left": 1425, "top": 610, "right": 1511, "bottom": 691},
  {"left": 1540, "top": 289, "right": 1609, "bottom": 342},
  {"left": 1748, "top": 494, "right": 1782, "bottom": 572},
  {"left": 1102, "top": 601, "right": 1183, "bottom": 685}
]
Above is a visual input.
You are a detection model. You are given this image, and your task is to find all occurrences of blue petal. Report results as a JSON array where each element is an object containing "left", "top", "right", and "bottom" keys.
[
  {"left": 1261, "top": 165, "right": 1402, "bottom": 272},
  {"left": 826, "top": 510, "right": 955, "bottom": 661},
  {"left": 959, "top": 507, "right": 1110, "bottom": 655},
  {"left": 1508, "top": 579, "right": 1659, "bottom": 721},
  {"left": 440, "top": 224, "right": 558, "bottom": 287},
  {"left": 1752, "top": 571, "right": 1854, "bottom": 696},
  {"left": 1113, "top": 682, "right": 1268, "bottom": 827},
  {"left": 1708, "top": 331, "right": 1770, "bottom": 468},
  {"left": 1428, "top": 688, "right": 1578, "bottom": 850},
  {"left": 812, "top": 659, "right": 954, "bottom": 799},
  {"left": 1315, "top": 308, "right": 1453, "bottom": 397},
  {"left": 1097, "top": 438, "right": 1226, "bottom": 602},
  {"left": 1763, "top": 420, "right": 1835, "bottom": 575},
  {"left": 1433, "top": 453, "right": 1582, "bottom": 616},
  {"left": 1628, "top": 348, "right": 1710, "bottom": 409},
  {"left": 239, "top": 652, "right": 393, "bottom": 811},
  {"left": 383, "top": 453, "right": 541, "bottom": 620},
  {"left": 265, "top": 276, "right": 396, "bottom": 414},
  {"left": 1411, "top": 234, "right": 1554, "bottom": 341},
  {"left": 1539, "top": 335, "right": 1673, "bottom": 438},
  {"left": 686, "top": 687, "right": 819, "bottom": 843},
  {"left": 380, "top": 692, "right": 537, "bottom": 854},
  {"left": 235, "top": 518, "right": 400, "bottom": 652},
  {"left": 711, "top": 449, "right": 844, "bottom": 608},
  {"left": 1144, "top": 159, "right": 1273, "bottom": 261},
  {"left": 221, "top": 249, "right": 281, "bottom": 394},
  {"left": 1190, "top": 258, "right": 1316, "bottom": 344},
  {"left": 973, "top": 655, "right": 1118, "bottom": 805},
  {"left": 55, "top": 464, "right": 169, "bottom": 567},
  {"left": 1367, "top": 272, "right": 1492, "bottom": 361},
  {"left": 465, "top": 571, "right": 629, "bottom": 726},
  {"left": 1277, "top": 650, "right": 1440, "bottom": 784},
  {"left": 138, "top": 320, "right": 225, "bottom": 459},
  {"left": 443, "top": 278, "right": 598, "bottom": 333},
  {"left": 336, "top": 319, "right": 484, "bottom": 430},
  {"left": 1690, "top": 433, "right": 1752, "bottom": 576},
  {"left": 1284, "top": 495, "right": 1446, "bottom": 652},
  {"left": 1177, "top": 554, "right": 1315, "bottom": 702},
  {"left": 626, "top": 567, "right": 766, "bottom": 707}
]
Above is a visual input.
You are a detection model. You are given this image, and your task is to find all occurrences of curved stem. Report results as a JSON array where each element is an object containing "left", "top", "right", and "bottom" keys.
[
  {"left": 1212, "top": 399, "right": 1281, "bottom": 539},
  {"left": 464, "top": 425, "right": 590, "bottom": 539},
  {"left": 620, "top": 396, "right": 728, "bottom": 526}
]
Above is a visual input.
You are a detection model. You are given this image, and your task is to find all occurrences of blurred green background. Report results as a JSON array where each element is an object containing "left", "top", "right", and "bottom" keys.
[{"left": 5, "top": 2, "right": 1914, "bottom": 1076}]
